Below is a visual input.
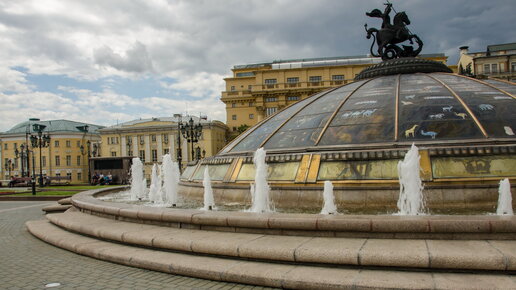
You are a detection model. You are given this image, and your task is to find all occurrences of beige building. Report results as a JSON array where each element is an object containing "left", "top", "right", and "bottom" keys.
[
  {"left": 458, "top": 43, "right": 516, "bottom": 80},
  {"left": 0, "top": 118, "right": 103, "bottom": 183},
  {"left": 221, "top": 53, "right": 450, "bottom": 135},
  {"left": 98, "top": 116, "right": 227, "bottom": 178}
]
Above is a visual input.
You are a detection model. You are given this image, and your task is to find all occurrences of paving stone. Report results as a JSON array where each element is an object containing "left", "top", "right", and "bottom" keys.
[{"left": 0, "top": 201, "right": 273, "bottom": 289}]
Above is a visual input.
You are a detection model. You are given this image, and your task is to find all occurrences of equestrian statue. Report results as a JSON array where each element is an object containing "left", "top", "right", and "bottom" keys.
[{"left": 365, "top": 2, "right": 423, "bottom": 60}]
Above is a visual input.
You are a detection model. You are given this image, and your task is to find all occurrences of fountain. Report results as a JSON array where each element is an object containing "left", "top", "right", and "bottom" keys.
[
  {"left": 497, "top": 178, "right": 514, "bottom": 215},
  {"left": 129, "top": 157, "right": 146, "bottom": 200},
  {"left": 249, "top": 147, "right": 272, "bottom": 213},
  {"left": 202, "top": 166, "right": 215, "bottom": 210},
  {"left": 148, "top": 163, "right": 163, "bottom": 204},
  {"left": 397, "top": 143, "right": 426, "bottom": 215},
  {"left": 321, "top": 180, "right": 338, "bottom": 215},
  {"left": 162, "top": 154, "right": 179, "bottom": 206}
]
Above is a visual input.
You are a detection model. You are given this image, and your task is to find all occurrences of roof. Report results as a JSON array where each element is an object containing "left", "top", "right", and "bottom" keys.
[
  {"left": 100, "top": 116, "right": 214, "bottom": 130},
  {"left": 487, "top": 43, "right": 516, "bottom": 52},
  {"left": 233, "top": 54, "right": 447, "bottom": 70},
  {"left": 2, "top": 119, "right": 104, "bottom": 135}
]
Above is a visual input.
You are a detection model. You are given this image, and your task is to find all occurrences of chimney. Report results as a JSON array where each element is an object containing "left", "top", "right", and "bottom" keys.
[{"left": 459, "top": 46, "right": 469, "bottom": 55}]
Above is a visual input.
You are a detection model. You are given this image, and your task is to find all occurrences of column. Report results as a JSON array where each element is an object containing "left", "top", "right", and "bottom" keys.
[
  {"left": 121, "top": 136, "right": 127, "bottom": 156},
  {"left": 157, "top": 134, "right": 163, "bottom": 162},
  {"left": 144, "top": 135, "right": 151, "bottom": 162},
  {"left": 169, "top": 134, "right": 175, "bottom": 160}
]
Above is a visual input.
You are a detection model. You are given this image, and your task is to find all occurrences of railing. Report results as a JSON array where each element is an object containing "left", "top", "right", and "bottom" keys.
[{"left": 222, "top": 79, "right": 353, "bottom": 96}]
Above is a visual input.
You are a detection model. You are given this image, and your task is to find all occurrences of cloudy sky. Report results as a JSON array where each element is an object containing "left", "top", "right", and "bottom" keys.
[{"left": 0, "top": 0, "right": 514, "bottom": 131}]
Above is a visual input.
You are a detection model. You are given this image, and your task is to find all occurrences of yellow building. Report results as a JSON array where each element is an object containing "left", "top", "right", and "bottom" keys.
[
  {"left": 457, "top": 43, "right": 516, "bottom": 80},
  {"left": 98, "top": 116, "right": 227, "bottom": 178},
  {"left": 221, "top": 53, "right": 449, "bottom": 135},
  {"left": 0, "top": 118, "right": 103, "bottom": 183}
]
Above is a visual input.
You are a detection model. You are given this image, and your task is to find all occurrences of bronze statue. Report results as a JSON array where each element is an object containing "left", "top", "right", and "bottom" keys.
[{"left": 365, "top": 2, "right": 423, "bottom": 60}]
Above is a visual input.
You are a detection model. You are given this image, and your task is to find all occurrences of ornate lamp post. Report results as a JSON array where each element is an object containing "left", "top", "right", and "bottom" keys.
[
  {"left": 5, "top": 159, "right": 14, "bottom": 177},
  {"left": 14, "top": 145, "right": 26, "bottom": 177},
  {"left": 173, "top": 114, "right": 183, "bottom": 173},
  {"left": 179, "top": 117, "right": 203, "bottom": 162},
  {"left": 30, "top": 124, "right": 50, "bottom": 187},
  {"left": 80, "top": 140, "right": 91, "bottom": 184}
]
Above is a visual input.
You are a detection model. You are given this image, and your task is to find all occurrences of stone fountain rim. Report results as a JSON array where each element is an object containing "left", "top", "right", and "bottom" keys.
[{"left": 70, "top": 187, "right": 516, "bottom": 234}]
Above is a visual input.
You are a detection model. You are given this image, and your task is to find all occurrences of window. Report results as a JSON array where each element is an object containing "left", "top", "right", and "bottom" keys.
[
  {"left": 249, "top": 114, "right": 254, "bottom": 119},
  {"left": 248, "top": 85, "right": 252, "bottom": 90},
  {"left": 4, "top": 144, "right": 7, "bottom": 150},
  {"left": 309, "top": 76, "right": 322, "bottom": 82},
  {"left": 55, "top": 156, "right": 60, "bottom": 166},
  {"left": 249, "top": 102, "right": 254, "bottom": 107},
  {"left": 77, "top": 172, "right": 82, "bottom": 181},
  {"left": 139, "top": 135, "right": 144, "bottom": 145},
  {"left": 42, "top": 156, "right": 46, "bottom": 167},
  {"left": 512, "top": 62, "right": 516, "bottom": 72},
  {"left": 287, "top": 77, "right": 299, "bottom": 83},
  {"left": 491, "top": 63, "right": 498, "bottom": 73},
  {"left": 127, "top": 150, "right": 133, "bottom": 157},
  {"left": 77, "top": 141, "right": 81, "bottom": 147},
  {"left": 265, "top": 97, "right": 277, "bottom": 102},
  {"left": 332, "top": 75, "right": 345, "bottom": 80},
  {"left": 164, "top": 148, "right": 170, "bottom": 155},
  {"left": 484, "top": 64, "right": 490, "bottom": 73},
  {"left": 230, "top": 86, "right": 236, "bottom": 91},
  {"left": 236, "top": 72, "right": 255, "bottom": 77},
  {"left": 163, "top": 134, "right": 169, "bottom": 143},
  {"left": 54, "top": 141, "right": 59, "bottom": 147},
  {"left": 287, "top": 96, "right": 300, "bottom": 101},
  {"left": 111, "top": 152, "right": 117, "bottom": 157},
  {"left": 66, "top": 140, "right": 71, "bottom": 147},
  {"left": 264, "top": 79, "right": 277, "bottom": 84},
  {"left": 151, "top": 134, "right": 156, "bottom": 142},
  {"left": 55, "top": 173, "right": 61, "bottom": 177},
  {"left": 139, "top": 150, "right": 145, "bottom": 163},
  {"left": 266, "top": 107, "right": 277, "bottom": 116},
  {"left": 108, "top": 137, "right": 119, "bottom": 144},
  {"left": 14, "top": 143, "right": 17, "bottom": 149},
  {"left": 232, "top": 103, "right": 236, "bottom": 108},
  {"left": 66, "top": 155, "right": 71, "bottom": 166},
  {"left": 232, "top": 115, "right": 237, "bottom": 120},
  {"left": 232, "top": 127, "right": 237, "bottom": 131},
  {"left": 77, "top": 156, "right": 81, "bottom": 166},
  {"left": 66, "top": 172, "right": 72, "bottom": 178},
  {"left": 152, "top": 150, "right": 158, "bottom": 162}
]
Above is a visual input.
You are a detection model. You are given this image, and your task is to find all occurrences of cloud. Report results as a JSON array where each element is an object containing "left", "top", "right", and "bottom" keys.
[{"left": 94, "top": 41, "right": 154, "bottom": 73}]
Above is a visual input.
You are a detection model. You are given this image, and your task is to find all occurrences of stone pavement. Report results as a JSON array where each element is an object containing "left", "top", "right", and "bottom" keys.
[{"left": 0, "top": 201, "right": 274, "bottom": 290}]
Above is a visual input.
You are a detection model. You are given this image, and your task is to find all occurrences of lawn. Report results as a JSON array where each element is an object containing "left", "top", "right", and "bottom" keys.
[
  {"left": 15, "top": 191, "right": 79, "bottom": 196},
  {"left": 43, "top": 185, "right": 116, "bottom": 190}
]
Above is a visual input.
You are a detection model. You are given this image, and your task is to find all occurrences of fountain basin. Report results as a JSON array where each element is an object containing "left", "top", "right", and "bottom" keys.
[{"left": 74, "top": 187, "right": 516, "bottom": 240}]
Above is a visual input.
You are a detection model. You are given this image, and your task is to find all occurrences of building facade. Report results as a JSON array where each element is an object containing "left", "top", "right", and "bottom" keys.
[
  {"left": 221, "top": 54, "right": 450, "bottom": 135},
  {"left": 98, "top": 116, "right": 227, "bottom": 178},
  {"left": 0, "top": 119, "right": 103, "bottom": 183},
  {"left": 457, "top": 43, "right": 516, "bottom": 81}
]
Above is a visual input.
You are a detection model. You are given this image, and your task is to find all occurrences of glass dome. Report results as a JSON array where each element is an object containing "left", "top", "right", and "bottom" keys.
[{"left": 222, "top": 73, "right": 515, "bottom": 155}]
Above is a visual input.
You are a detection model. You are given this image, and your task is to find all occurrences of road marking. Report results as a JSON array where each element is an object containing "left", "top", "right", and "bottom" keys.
[{"left": 0, "top": 203, "right": 53, "bottom": 213}]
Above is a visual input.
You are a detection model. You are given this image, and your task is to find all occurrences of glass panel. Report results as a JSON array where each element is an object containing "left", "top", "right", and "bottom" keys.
[
  {"left": 181, "top": 165, "right": 197, "bottom": 179},
  {"left": 262, "top": 81, "right": 366, "bottom": 149},
  {"left": 235, "top": 162, "right": 299, "bottom": 181},
  {"left": 319, "top": 76, "right": 396, "bottom": 145},
  {"left": 432, "top": 155, "right": 516, "bottom": 178},
  {"left": 432, "top": 74, "right": 516, "bottom": 138},
  {"left": 192, "top": 164, "right": 230, "bottom": 181},
  {"left": 397, "top": 74, "right": 484, "bottom": 141},
  {"left": 318, "top": 160, "right": 399, "bottom": 180},
  {"left": 227, "top": 94, "right": 316, "bottom": 153}
]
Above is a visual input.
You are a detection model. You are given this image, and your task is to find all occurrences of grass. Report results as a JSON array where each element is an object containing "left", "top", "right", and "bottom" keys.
[
  {"left": 43, "top": 185, "right": 115, "bottom": 190},
  {"left": 15, "top": 191, "right": 79, "bottom": 196}
]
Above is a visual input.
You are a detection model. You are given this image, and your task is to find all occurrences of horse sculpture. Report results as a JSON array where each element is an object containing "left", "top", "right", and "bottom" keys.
[{"left": 365, "top": 3, "right": 423, "bottom": 60}]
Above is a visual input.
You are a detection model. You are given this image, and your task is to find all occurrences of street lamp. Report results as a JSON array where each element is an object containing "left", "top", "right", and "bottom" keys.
[
  {"left": 173, "top": 114, "right": 183, "bottom": 173},
  {"left": 80, "top": 140, "right": 91, "bottom": 184},
  {"left": 15, "top": 143, "right": 36, "bottom": 194},
  {"left": 179, "top": 117, "right": 203, "bottom": 162},
  {"left": 5, "top": 159, "right": 14, "bottom": 177},
  {"left": 30, "top": 124, "right": 50, "bottom": 187}
]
